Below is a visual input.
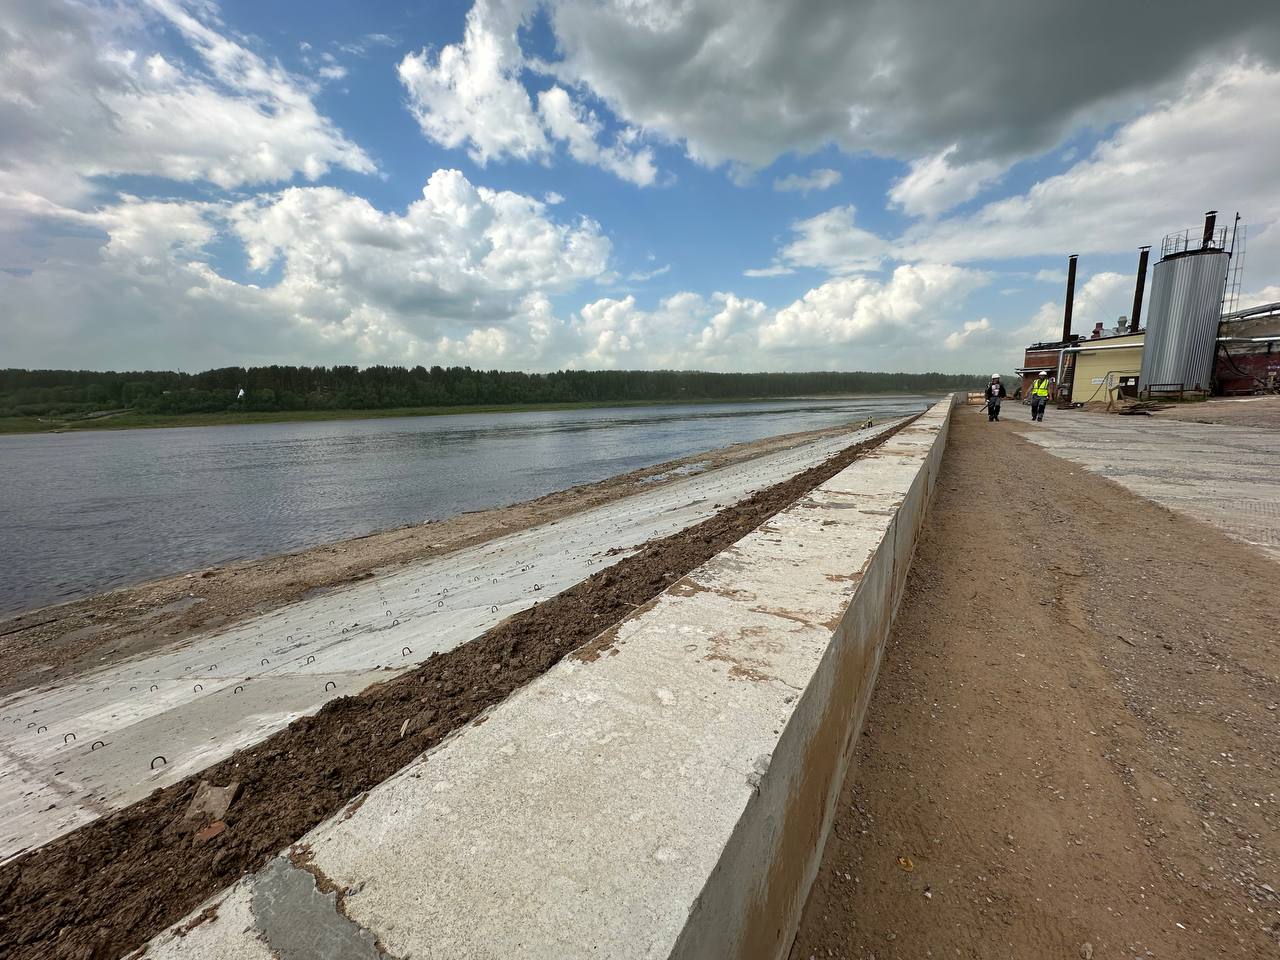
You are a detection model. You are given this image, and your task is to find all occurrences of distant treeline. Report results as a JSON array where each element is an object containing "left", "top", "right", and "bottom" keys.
[{"left": 1, "top": 366, "right": 984, "bottom": 417}]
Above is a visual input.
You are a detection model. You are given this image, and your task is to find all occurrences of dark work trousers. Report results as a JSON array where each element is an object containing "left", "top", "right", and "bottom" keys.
[
  {"left": 988, "top": 399, "right": 1001, "bottom": 421},
  {"left": 1030, "top": 396, "right": 1047, "bottom": 421}
]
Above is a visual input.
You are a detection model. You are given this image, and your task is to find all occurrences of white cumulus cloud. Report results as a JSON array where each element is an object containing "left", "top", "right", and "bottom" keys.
[
  {"left": 0, "top": 0, "right": 373, "bottom": 206},
  {"left": 888, "top": 146, "right": 1007, "bottom": 218},
  {"left": 397, "top": 1, "right": 658, "bottom": 185},
  {"left": 773, "top": 169, "right": 842, "bottom": 194},
  {"left": 779, "top": 206, "right": 887, "bottom": 274}
]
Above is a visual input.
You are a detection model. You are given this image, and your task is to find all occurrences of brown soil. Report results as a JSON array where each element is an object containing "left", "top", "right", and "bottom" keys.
[
  {"left": 791, "top": 408, "right": 1280, "bottom": 959},
  {"left": 0, "top": 426, "right": 905, "bottom": 960},
  {"left": 0, "top": 421, "right": 867, "bottom": 698},
  {"left": 1151, "top": 395, "right": 1280, "bottom": 429}
]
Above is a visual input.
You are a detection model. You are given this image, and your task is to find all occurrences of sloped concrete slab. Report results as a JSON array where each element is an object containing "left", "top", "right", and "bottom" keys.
[
  {"left": 142, "top": 399, "right": 954, "bottom": 960},
  {"left": 1, "top": 422, "right": 900, "bottom": 864}
]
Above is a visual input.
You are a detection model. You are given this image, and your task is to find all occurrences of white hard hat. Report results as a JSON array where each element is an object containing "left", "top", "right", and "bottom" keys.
[
  {"left": 991, "top": 373, "right": 1000, "bottom": 378},
  {"left": 1039, "top": 370, "right": 1048, "bottom": 375}
]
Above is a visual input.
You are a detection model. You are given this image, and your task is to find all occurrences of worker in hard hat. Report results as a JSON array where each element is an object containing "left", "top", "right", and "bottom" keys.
[
  {"left": 1029, "top": 370, "right": 1053, "bottom": 422},
  {"left": 983, "top": 374, "right": 1006, "bottom": 422}
]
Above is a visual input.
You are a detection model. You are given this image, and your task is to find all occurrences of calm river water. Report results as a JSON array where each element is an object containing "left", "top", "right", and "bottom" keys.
[{"left": 0, "top": 396, "right": 935, "bottom": 616}]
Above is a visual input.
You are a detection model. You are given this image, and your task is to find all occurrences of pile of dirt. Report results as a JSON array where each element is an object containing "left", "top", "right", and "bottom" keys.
[
  {"left": 0, "top": 426, "right": 905, "bottom": 960},
  {"left": 790, "top": 408, "right": 1280, "bottom": 959},
  {"left": 0, "top": 420, "right": 873, "bottom": 698}
]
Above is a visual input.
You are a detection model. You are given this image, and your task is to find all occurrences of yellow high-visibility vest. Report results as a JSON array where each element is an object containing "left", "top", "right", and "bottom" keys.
[{"left": 1031, "top": 378, "right": 1051, "bottom": 397}]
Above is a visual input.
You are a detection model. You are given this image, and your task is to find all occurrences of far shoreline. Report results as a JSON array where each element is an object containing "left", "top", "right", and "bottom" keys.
[{"left": 0, "top": 392, "right": 932, "bottom": 436}]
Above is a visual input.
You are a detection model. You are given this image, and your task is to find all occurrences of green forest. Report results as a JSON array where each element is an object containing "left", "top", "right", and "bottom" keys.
[{"left": 1, "top": 365, "right": 984, "bottom": 423}]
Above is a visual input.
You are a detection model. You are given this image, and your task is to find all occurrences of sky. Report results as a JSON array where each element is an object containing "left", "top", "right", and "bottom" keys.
[{"left": 2, "top": 0, "right": 1279, "bottom": 375}]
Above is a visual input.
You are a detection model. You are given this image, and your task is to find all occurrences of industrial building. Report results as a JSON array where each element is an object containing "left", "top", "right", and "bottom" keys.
[{"left": 1022, "top": 211, "right": 1280, "bottom": 402}]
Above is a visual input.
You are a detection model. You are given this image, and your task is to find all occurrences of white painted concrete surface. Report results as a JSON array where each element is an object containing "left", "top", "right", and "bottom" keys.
[
  {"left": 0, "top": 421, "right": 903, "bottom": 864},
  {"left": 1011, "top": 411, "right": 1280, "bottom": 559},
  {"left": 144, "top": 397, "right": 954, "bottom": 960}
]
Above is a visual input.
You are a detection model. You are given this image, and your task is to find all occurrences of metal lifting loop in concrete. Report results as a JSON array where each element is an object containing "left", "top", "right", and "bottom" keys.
[
  {"left": 27, "top": 722, "right": 36, "bottom": 728},
  {"left": 37, "top": 725, "right": 48, "bottom": 733},
  {"left": 402, "top": 646, "right": 412, "bottom": 656},
  {"left": 234, "top": 685, "right": 244, "bottom": 694},
  {"left": 325, "top": 681, "right": 337, "bottom": 692},
  {"left": 306, "top": 655, "right": 315, "bottom": 664},
  {"left": 194, "top": 683, "right": 203, "bottom": 692},
  {"left": 151, "top": 684, "right": 159, "bottom": 692},
  {"left": 392, "top": 619, "right": 399, "bottom": 626},
  {"left": 491, "top": 604, "right": 498, "bottom": 613},
  {"left": 437, "top": 600, "right": 444, "bottom": 608},
  {"left": 63, "top": 732, "right": 76, "bottom": 744},
  {"left": 91, "top": 740, "right": 105, "bottom": 751},
  {"left": 209, "top": 664, "right": 216, "bottom": 670},
  {"left": 151, "top": 756, "right": 166, "bottom": 769},
  {"left": 261, "top": 658, "right": 269, "bottom": 665}
]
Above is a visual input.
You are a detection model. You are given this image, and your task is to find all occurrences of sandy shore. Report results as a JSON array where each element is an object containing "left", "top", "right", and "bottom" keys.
[{"left": 0, "top": 421, "right": 871, "bottom": 696}]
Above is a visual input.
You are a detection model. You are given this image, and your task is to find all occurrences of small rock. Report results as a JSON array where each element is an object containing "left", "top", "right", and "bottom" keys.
[
  {"left": 193, "top": 820, "right": 226, "bottom": 844},
  {"left": 1080, "top": 942, "right": 1094, "bottom": 959}
]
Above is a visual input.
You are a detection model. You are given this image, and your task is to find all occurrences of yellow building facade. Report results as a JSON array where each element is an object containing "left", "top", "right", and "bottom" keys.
[{"left": 1068, "top": 332, "right": 1145, "bottom": 402}]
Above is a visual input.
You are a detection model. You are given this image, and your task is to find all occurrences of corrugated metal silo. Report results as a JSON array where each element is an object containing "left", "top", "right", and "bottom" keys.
[{"left": 1140, "top": 214, "right": 1229, "bottom": 392}]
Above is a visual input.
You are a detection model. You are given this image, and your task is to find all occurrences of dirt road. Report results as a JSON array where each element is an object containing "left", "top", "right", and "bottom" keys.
[{"left": 792, "top": 407, "right": 1280, "bottom": 959}]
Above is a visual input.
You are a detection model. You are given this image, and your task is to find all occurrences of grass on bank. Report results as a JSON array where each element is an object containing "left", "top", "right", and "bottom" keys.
[{"left": 0, "top": 395, "right": 920, "bottom": 435}]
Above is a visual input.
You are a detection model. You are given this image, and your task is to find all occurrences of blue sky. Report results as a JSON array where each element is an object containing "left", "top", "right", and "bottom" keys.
[{"left": 2, "top": 0, "right": 1278, "bottom": 374}]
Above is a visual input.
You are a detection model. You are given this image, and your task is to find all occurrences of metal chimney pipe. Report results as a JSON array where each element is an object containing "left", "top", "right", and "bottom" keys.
[
  {"left": 1202, "top": 210, "right": 1218, "bottom": 248},
  {"left": 1062, "top": 254, "right": 1078, "bottom": 343},
  {"left": 1128, "top": 246, "right": 1150, "bottom": 333}
]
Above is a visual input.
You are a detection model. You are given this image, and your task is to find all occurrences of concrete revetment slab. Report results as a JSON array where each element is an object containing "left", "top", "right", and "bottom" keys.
[{"left": 141, "top": 397, "right": 955, "bottom": 960}]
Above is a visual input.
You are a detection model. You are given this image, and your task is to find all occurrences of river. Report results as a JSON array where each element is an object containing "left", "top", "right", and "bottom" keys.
[{"left": 0, "top": 396, "right": 935, "bottom": 616}]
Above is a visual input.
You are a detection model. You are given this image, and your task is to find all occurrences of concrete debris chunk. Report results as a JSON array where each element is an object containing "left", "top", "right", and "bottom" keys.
[{"left": 183, "top": 779, "right": 241, "bottom": 825}]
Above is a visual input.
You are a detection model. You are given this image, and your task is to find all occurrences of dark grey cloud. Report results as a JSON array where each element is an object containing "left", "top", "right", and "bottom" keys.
[{"left": 545, "top": 0, "right": 1280, "bottom": 168}]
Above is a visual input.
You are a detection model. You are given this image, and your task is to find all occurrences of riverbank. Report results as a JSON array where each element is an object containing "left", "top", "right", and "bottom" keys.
[
  {"left": 791, "top": 404, "right": 1280, "bottom": 959},
  {"left": 0, "top": 419, "right": 913, "bottom": 960},
  {"left": 0, "top": 393, "right": 926, "bottom": 435},
  {"left": 0, "top": 419, "right": 880, "bottom": 696}
]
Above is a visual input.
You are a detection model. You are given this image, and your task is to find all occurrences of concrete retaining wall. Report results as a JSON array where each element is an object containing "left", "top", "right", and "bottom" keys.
[{"left": 145, "top": 396, "right": 955, "bottom": 960}]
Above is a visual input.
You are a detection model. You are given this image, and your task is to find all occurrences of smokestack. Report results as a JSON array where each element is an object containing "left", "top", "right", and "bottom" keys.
[
  {"left": 1128, "top": 246, "right": 1150, "bottom": 333},
  {"left": 1202, "top": 210, "right": 1218, "bottom": 248},
  {"left": 1062, "top": 254, "right": 1078, "bottom": 343}
]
